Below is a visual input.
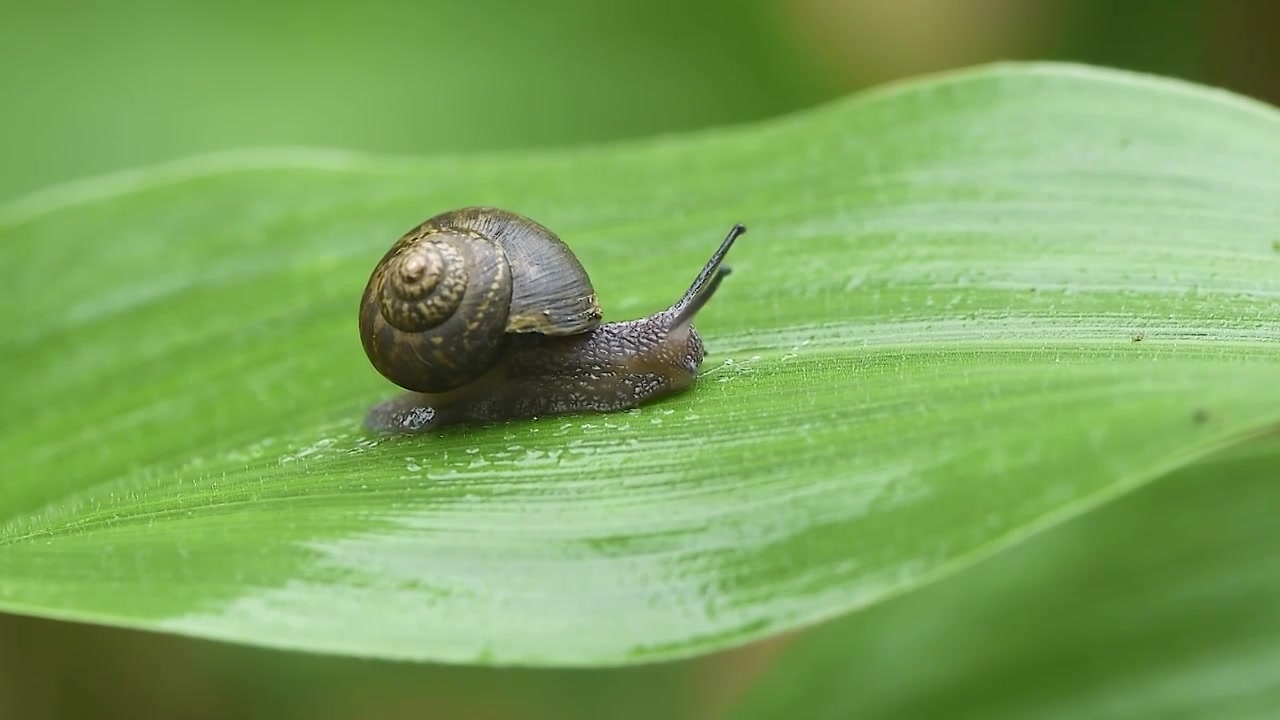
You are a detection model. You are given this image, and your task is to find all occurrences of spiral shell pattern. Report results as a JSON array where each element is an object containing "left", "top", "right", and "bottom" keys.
[
  {"left": 377, "top": 240, "right": 467, "bottom": 332},
  {"left": 360, "top": 229, "right": 513, "bottom": 393},
  {"left": 359, "top": 207, "right": 605, "bottom": 395}
]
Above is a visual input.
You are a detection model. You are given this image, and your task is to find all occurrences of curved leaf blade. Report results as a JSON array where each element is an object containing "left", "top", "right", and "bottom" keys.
[
  {"left": 729, "top": 432, "right": 1280, "bottom": 720},
  {"left": 1, "top": 63, "right": 1279, "bottom": 665}
]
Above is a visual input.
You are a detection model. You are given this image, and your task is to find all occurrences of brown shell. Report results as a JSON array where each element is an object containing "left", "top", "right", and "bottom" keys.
[
  {"left": 358, "top": 207, "right": 602, "bottom": 394},
  {"left": 415, "top": 207, "right": 602, "bottom": 335}
]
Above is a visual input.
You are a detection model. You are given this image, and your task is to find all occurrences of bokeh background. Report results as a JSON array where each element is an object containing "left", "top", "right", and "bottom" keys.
[
  {"left": 2, "top": 0, "right": 1278, "bottom": 717},
  {"left": 4, "top": 0, "right": 1279, "bottom": 204}
]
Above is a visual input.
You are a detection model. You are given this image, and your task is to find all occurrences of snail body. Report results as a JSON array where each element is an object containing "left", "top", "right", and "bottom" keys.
[{"left": 359, "top": 207, "right": 742, "bottom": 434}]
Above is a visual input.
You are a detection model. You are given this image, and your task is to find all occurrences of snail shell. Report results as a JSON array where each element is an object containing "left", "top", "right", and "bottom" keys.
[{"left": 359, "top": 207, "right": 602, "bottom": 393}]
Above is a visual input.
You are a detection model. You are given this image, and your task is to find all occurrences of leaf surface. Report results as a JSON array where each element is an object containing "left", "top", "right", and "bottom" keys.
[{"left": 728, "top": 432, "right": 1280, "bottom": 719}]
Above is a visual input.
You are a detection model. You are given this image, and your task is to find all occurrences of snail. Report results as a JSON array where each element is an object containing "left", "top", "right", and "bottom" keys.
[{"left": 358, "top": 206, "right": 743, "bottom": 433}]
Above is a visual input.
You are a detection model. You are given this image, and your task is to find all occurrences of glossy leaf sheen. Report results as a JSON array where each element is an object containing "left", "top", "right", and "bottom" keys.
[
  {"left": 2, "top": 63, "right": 1279, "bottom": 665},
  {"left": 729, "top": 433, "right": 1280, "bottom": 719}
]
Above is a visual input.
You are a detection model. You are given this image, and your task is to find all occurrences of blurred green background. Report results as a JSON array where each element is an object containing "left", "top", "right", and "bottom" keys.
[
  {"left": 3, "top": 0, "right": 1278, "bottom": 205},
  {"left": 2, "top": 0, "right": 1278, "bottom": 718}
]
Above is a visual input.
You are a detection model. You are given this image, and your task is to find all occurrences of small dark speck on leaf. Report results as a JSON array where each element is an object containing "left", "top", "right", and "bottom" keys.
[
  {"left": 1131, "top": 333, "right": 1144, "bottom": 343},
  {"left": 1192, "top": 407, "right": 1210, "bottom": 425},
  {"left": 1271, "top": 240, "right": 1280, "bottom": 253}
]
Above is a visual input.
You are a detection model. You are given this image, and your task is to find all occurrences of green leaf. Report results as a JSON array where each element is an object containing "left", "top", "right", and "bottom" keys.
[
  {"left": 728, "top": 431, "right": 1280, "bottom": 719},
  {"left": 2, "top": 62, "right": 1279, "bottom": 666}
]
